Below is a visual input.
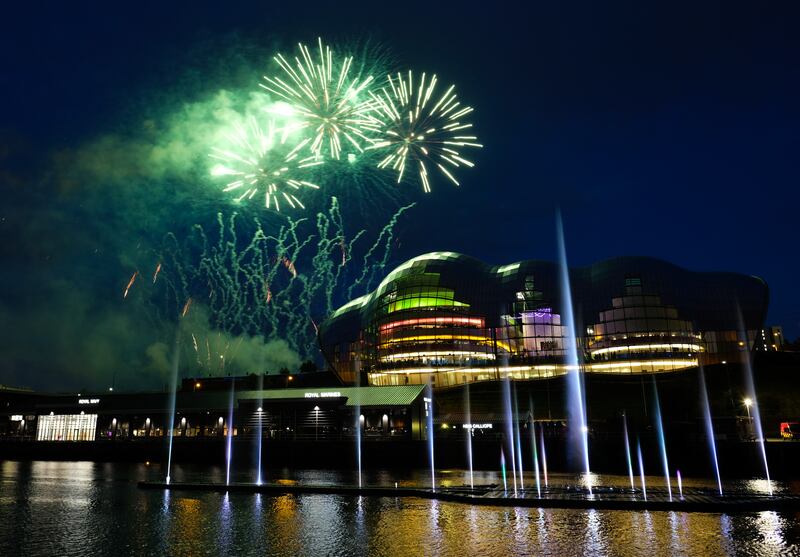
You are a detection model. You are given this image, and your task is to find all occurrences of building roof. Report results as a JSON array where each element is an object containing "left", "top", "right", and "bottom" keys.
[
  {"left": 237, "top": 385, "right": 425, "bottom": 407},
  {"left": 320, "top": 251, "right": 770, "bottom": 336}
]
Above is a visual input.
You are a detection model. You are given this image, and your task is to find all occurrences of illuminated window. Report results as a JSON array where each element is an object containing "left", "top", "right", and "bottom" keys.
[{"left": 37, "top": 414, "right": 98, "bottom": 441}]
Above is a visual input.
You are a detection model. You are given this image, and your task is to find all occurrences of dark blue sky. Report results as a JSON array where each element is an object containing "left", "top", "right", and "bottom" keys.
[{"left": 1, "top": 1, "right": 798, "bottom": 387}]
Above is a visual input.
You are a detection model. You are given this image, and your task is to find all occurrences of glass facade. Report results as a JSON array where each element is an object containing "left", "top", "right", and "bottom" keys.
[
  {"left": 585, "top": 280, "right": 702, "bottom": 373},
  {"left": 319, "top": 253, "right": 769, "bottom": 388}
]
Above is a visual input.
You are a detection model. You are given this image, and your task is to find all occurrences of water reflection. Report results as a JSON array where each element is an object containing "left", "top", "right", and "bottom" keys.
[
  {"left": 1, "top": 463, "right": 800, "bottom": 556},
  {"left": 218, "top": 493, "right": 232, "bottom": 554},
  {"left": 755, "top": 511, "right": 784, "bottom": 549},
  {"left": 534, "top": 507, "right": 549, "bottom": 548},
  {"left": 667, "top": 511, "right": 680, "bottom": 553},
  {"left": 745, "top": 478, "right": 779, "bottom": 495},
  {"left": 584, "top": 509, "right": 606, "bottom": 554}
]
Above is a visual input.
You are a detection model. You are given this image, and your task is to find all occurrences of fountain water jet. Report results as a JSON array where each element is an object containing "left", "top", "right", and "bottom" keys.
[
  {"left": 165, "top": 331, "right": 181, "bottom": 485},
  {"left": 637, "top": 438, "right": 647, "bottom": 501},
  {"left": 255, "top": 375, "right": 264, "bottom": 486},
  {"left": 556, "top": 212, "right": 591, "bottom": 489},
  {"left": 512, "top": 384, "right": 524, "bottom": 490},
  {"left": 356, "top": 411, "right": 363, "bottom": 488},
  {"left": 699, "top": 367, "right": 723, "bottom": 495},
  {"left": 530, "top": 400, "right": 541, "bottom": 497},
  {"left": 501, "top": 378, "right": 518, "bottom": 495},
  {"left": 500, "top": 447, "right": 508, "bottom": 493},
  {"left": 651, "top": 378, "right": 672, "bottom": 501},
  {"left": 737, "top": 311, "right": 772, "bottom": 496},
  {"left": 464, "top": 384, "right": 474, "bottom": 489},
  {"left": 353, "top": 360, "right": 364, "bottom": 488},
  {"left": 540, "top": 426, "right": 549, "bottom": 488},
  {"left": 425, "top": 382, "right": 435, "bottom": 491},
  {"left": 623, "top": 413, "right": 635, "bottom": 492},
  {"left": 225, "top": 379, "right": 235, "bottom": 486}
]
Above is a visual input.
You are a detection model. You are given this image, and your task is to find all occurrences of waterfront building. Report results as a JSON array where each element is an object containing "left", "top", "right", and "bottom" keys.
[
  {"left": 0, "top": 377, "right": 426, "bottom": 443},
  {"left": 319, "top": 253, "right": 768, "bottom": 389}
]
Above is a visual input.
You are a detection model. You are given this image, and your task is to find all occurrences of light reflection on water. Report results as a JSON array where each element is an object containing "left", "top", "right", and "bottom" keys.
[{"left": 1, "top": 461, "right": 799, "bottom": 556}]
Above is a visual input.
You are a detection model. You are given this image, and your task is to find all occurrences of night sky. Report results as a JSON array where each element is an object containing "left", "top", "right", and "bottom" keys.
[{"left": 1, "top": 1, "right": 798, "bottom": 391}]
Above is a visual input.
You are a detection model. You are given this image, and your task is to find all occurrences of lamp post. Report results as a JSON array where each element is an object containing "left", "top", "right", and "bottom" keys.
[
  {"left": 314, "top": 406, "right": 320, "bottom": 440},
  {"left": 744, "top": 398, "right": 752, "bottom": 420}
]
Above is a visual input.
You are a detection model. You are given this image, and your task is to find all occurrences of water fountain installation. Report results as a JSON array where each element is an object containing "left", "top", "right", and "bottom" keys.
[
  {"left": 699, "top": 367, "right": 723, "bottom": 495},
  {"left": 138, "top": 215, "right": 797, "bottom": 514},
  {"left": 556, "top": 213, "right": 591, "bottom": 488}
]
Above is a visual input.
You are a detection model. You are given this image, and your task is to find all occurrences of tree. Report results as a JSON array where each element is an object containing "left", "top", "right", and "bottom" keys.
[
  {"left": 278, "top": 367, "right": 290, "bottom": 375},
  {"left": 299, "top": 360, "right": 318, "bottom": 374}
]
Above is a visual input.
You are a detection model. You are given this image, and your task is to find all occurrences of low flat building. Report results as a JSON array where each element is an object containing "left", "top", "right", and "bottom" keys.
[{"left": 0, "top": 378, "right": 427, "bottom": 443}]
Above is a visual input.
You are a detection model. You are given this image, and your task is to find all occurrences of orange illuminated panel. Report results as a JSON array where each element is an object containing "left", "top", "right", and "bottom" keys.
[{"left": 379, "top": 316, "right": 485, "bottom": 332}]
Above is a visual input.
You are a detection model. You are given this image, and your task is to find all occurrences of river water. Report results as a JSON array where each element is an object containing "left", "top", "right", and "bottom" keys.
[{"left": 1, "top": 461, "right": 799, "bottom": 556}]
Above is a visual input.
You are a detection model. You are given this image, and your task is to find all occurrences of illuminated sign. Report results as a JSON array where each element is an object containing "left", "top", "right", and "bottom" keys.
[
  {"left": 303, "top": 392, "right": 341, "bottom": 399},
  {"left": 78, "top": 398, "right": 100, "bottom": 405},
  {"left": 462, "top": 423, "right": 493, "bottom": 430},
  {"left": 10, "top": 415, "right": 23, "bottom": 421}
]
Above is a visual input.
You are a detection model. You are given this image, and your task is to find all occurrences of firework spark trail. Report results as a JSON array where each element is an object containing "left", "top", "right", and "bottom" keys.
[
  {"left": 282, "top": 257, "right": 298, "bottom": 278},
  {"left": 152, "top": 262, "right": 162, "bottom": 284},
  {"left": 305, "top": 198, "right": 363, "bottom": 316},
  {"left": 123, "top": 271, "right": 139, "bottom": 299},
  {"left": 260, "top": 38, "right": 383, "bottom": 160},
  {"left": 191, "top": 333, "right": 202, "bottom": 367},
  {"left": 368, "top": 71, "right": 482, "bottom": 192},
  {"left": 347, "top": 201, "right": 415, "bottom": 299},
  {"left": 150, "top": 199, "right": 413, "bottom": 363},
  {"left": 181, "top": 298, "right": 193, "bottom": 317}
]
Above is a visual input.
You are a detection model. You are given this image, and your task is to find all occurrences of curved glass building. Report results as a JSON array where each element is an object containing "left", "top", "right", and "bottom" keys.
[{"left": 319, "top": 253, "right": 769, "bottom": 388}]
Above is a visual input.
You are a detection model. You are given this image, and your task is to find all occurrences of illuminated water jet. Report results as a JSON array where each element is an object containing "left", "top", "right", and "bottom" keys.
[
  {"left": 464, "top": 383, "right": 474, "bottom": 490},
  {"left": 165, "top": 331, "right": 181, "bottom": 485},
  {"left": 737, "top": 312, "right": 772, "bottom": 496},
  {"left": 699, "top": 367, "right": 723, "bottom": 495},
  {"left": 540, "top": 426, "right": 549, "bottom": 488},
  {"left": 651, "top": 378, "right": 672, "bottom": 502},
  {"left": 255, "top": 375, "right": 264, "bottom": 486},
  {"left": 623, "top": 412, "right": 635, "bottom": 492},
  {"left": 501, "top": 377, "right": 518, "bottom": 495},
  {"left": 225, "top": 379, "right": 235, "bottom": 486},
  {"left": 500, "top": 447, "right": 508, "bottom": 493},
  {"left": 637, "top": 438, "right": 647, "bottom": 501},
  {"left": 355, "top": 362, "right": 363, "bottom": 488},
  {"left": 530, "top": 402, "right": 541, "bottom": 498},
  {"left": 512, "top": 383, "right": 524, "bottom": 490},
  {"left": 556, "top": 212, "right": 591, "bottom": 489},
  {"left": 425, "top": 382, "right": 435, "bottom": 491}
]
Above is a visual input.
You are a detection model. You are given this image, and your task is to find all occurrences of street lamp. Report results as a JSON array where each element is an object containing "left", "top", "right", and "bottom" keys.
[
  {"left": 743, "top": 397, "right": 753, "bottom": 419},
  {"left": 314, "top": 406, "right": 320, "bottom": 440}
]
